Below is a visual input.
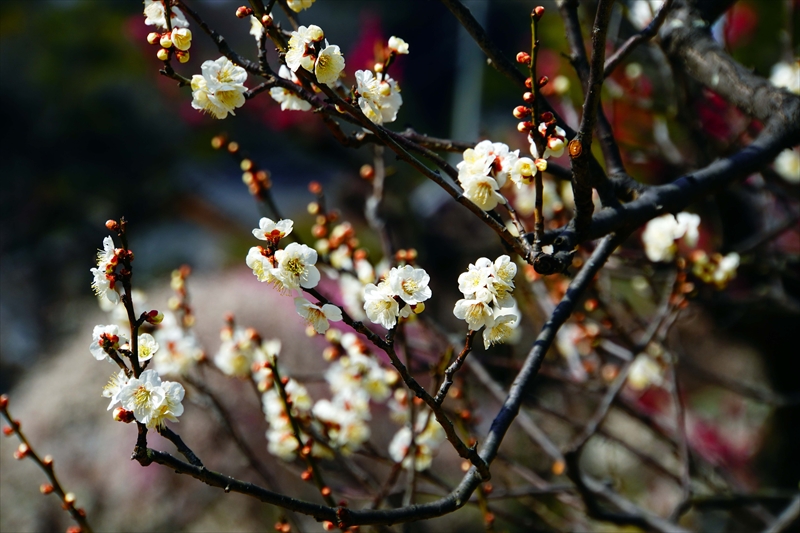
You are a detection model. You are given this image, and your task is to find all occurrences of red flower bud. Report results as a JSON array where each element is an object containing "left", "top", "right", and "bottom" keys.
[
  {"left": 533, "top": 6, "right": 546, "bottom": 20},
  {"left": 522, "top": 91, "right": 534, "bottom": 103},
  {"left": 513, "top": 106, "right": 531, "bottom": 119},
  {"left": 515, "top": 51, "right": 531, "bottom": 65},
  {"left": 235, "top": 6, "right": 254, "bottom": 18},
  {"left": 538, "top": 76, "right": 549, "bottom": 87},
  {"left": 524, "top": 77, "right": 533, "bottom": 89}
]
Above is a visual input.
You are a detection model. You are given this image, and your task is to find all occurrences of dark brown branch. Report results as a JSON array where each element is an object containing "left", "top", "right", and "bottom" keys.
[
  {"left": 434, "top": 331, "right": 476, "bottom": 404},
  {"left": 569, "top": 0, "right": 616, "bottom": 237}
]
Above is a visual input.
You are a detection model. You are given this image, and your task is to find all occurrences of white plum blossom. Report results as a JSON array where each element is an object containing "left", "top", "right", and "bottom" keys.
[
  {"left": 153, "top": 327, "right": 204, "bottom": 376},
  {"left": 641, "top": 212, "right": 701, "bottom": 262},
  {"left": 252, "top": 217, "right": 293, "bottom": 243},
  {"left": 453, "top": 299, "right": 494, "bottom": 331},
  {"left": 388, "top": 265, "right": 432, "bottom": 306},
  {"left": 314, "top": 44, "right": 345, "bottom": 85},
  {"left": 287, "top": 0, "right": 315, "bottom": 12},
  {"left": 102, "top": 370, "right": 129, "bottom": 410},
  {"left": 482, "top": 309, "right": 519, "bottom": 350},
  {"left": 355, "top": 70, "right": 403, "bottom": 125},
  {"left": 460, "top": 173, "right": 505, "bottom": 210},
  {"left": 388, "top": 413, "right": 446, "bottom": 471},
  {"left": 137, "top": 333, "right": 159, "bottom": 362},
  {"left": 388, "top": 36, "right": 409, "bottom": 55},
  {"left": 143, "top": 0, "right": 189, "bottom": 30},
  {"left": 214, "top": 327, "right": 257, "bottom": 378},
  {"left": 627, "top": 354, "right": 663, "bottom": 391},
  {"left": 294, "top": 297, "right": 343, "bottom": 334},
  {"left": 191, "top": 57, "right": 248, "bottom": 119},
  {"left": 769, "top": 60, "right": 800, "bottom": 94},
  {"left": 246, "top": 246, "right": 277, "bottom": 284},
  {"left": 269, "top": 66, "right": 312, "bottom": 111},
  {"left": 250, "top": 16, "right": 263, "bottom": 40},
  {"left": 713, "top": 252, "right": 740, "bottom": 287},
  {"left": 272, "top": 242, "right": 321, "bottom": 290},
  {"left": 774, "top": 148, "right": 800, "bottom": 183},
  {"left": 363, "top": 281, "right": 399, "bottom": 329},
  {"left": 90, "top": 324, "right": 124, "bottom": 362},
  {"left": 326, "top": 351, "right": 394, "bottom": 402},
  {"left": 117, "top": 369, "right": 185, "bottom": 429},
  {"left": 541, "top": 125, "right": 567, "bottom": 159},
  {"left": 171, "top": 27, "right": 192, "bottom": 51}
]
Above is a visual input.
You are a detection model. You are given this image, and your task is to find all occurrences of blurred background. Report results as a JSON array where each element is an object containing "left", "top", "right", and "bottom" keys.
[{"left": 1, "top": 1, "right": 798, "bottom": 531}]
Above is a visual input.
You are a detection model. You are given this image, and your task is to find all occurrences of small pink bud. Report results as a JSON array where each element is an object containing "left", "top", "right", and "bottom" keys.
[
  {"left": 14, "top": 443, "right": 29, "bottom": 460},
  {"left": 533, "top": 6, "right": 546, "bottom": 20},
  {"left": 40, "top": 483, "right": 54, "bottom": 494},
  {"left": 538, "top": 75, "right": 549, "bottom": 87}
]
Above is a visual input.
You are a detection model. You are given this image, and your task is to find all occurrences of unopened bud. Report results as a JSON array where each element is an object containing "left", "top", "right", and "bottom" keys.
[
  {"left": 359, "top": 164, "right": 375, "bottom": 181},
  {"left": 552, "top": 459, "right": 565, "bottom": 475},
  {"left": 538, "top": 76, "right": 549, "bottom": 87},
  {"left": 66, "top": 526, "right": 82, "bottom": 533},
  {"left": 156, "top": 48, "right": 170, "bottom": 61},
  {"left": 412, "top": 303, "right": 425, "bottom": 314},
  {"left": 211, "top": 135, "right": 226, "bottom": 149},
  {"left": 533, "top": 6, "right": 546, "bottom": 20},
  {"left": 261, "top": 14, "right": 273, "bottom": 27},
  {"left": 522, "top": 91, "right": 534, "bottom": 103},
  {"left": 105, "top": 220, "right": 119, "bottom": 232},
  {"left": 64, "top": 492, "right": 76, "bottom": 505},
  {"left": 236, "top": 6, "right": 254, "bottom": 18},
  {"left": 541, "top": 111, "right": 554, "bottom": 123},
  {"left": 517, "top": 121, "right": 533, "bottom": 132},
  {"left": 513, "top": 105, "right": 531, "bottom": 119},
  {"left": 159, "top": 33, "right": 173, "bottom": 48},
  {"left": 374, "top": 62, "right": 383, "bottom": 73},
  {"left": 227, "top": 141, "right": 239, "bottom": 154},
  {"left": 43, "top": 454, "right": 53, "bottom": 466},
  {"left": 300, "top": 469, "right": 312, "bottom": 481},
  {"left": 308, "top": 181, "right": 323, "bottom": 195},
  {"left": 40, "top": 483, "right": 54, "bottom": 494},
  {"left": 525, "top": 77, "right": 533, "bottom": 89},
  {"left": 323, "top": 522, "right": 335, "bottom": 531},
  {"left": 535, "top": 158, "right": 548, "bottom": 172},
  {"left": 176, "top": 50, "right": 190, "bottom": 64},
  {"left": 0, "top": 394, "right": 8, "bottom": 409},
  {"left": 14, "top": 443, "right": 29, "bottom": 460},
  {"left": 145, "top": 310, "right": 164, "bottom": 324},
  {"left": 113, "top": 407, "right": 135, "bottom": 423},
  {"left": 516, "top": 51, "right": 531, "bottom": 64},
  {"left": 2, "top": 426, "right": 13, "bottom": 436},
  {"left": 320, "top": 486, "right": 332, "bottom": 497},
  {"left": 146, "top": 32, "right": 160, "bottom": 45},
  {"left": 240, "top": 159, "right": 254, "bottom": 172}
]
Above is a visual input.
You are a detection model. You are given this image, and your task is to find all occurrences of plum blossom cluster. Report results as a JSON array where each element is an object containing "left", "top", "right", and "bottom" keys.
[
  {"left": 388, "top": 412, "right": 446, "bottom": 471},
  {"left": 530, "top": 113, "right": 567, "bottom": 161},
  {"left": 313, "top": 330, "right": 398, "bottom": 455},
  {"left": 642, "top": 212, "right": 740, "bottom": 288},
  {"left": 104, "top": 369, "right": 185, "bottom": 430},
  {"left": 91, "top": 325, "right": 157, "bottom": 365},
  {"left": 143, "top": 1, "right": 192, "bottom": 64},
  {"left": 454, "top": 255, "right": 520, "bottom": 349},
  {"left": 191, "top": 57, "right": 248, "bottom": 120},
  {"left": 456, "top": 140, "right": 545, "bottom": 211},
  {"left": 285, "top": 25, "right": 345, "bottom": 86},
  {"left": 641, "top": 212, "right": 700, "bottom": 263},
  {"left": 355, "top": 69, "right": 403, "bottom": 125},
  {"left": 362, "top": 265, "right": 432, "bottom": 329},
  {"left": 246, "top": 217, "right": 345, "bottom": 333}
]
